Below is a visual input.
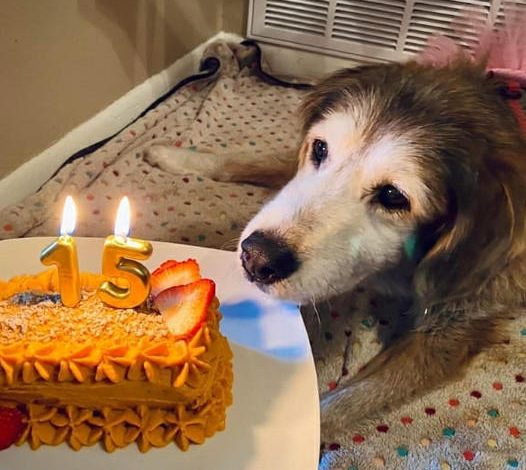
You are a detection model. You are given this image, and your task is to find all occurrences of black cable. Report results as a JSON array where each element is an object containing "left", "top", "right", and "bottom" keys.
[{"left": 39, "top": 40, "right": 313, "bottom": 190}]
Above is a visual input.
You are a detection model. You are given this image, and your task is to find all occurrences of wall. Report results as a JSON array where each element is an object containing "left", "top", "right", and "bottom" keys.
[{"left": 0, "top": 0, "right": 247, "bottom": 179}]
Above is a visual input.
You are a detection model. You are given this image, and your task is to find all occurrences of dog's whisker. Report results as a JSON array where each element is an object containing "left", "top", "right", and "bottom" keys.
[{"left": 310, "top": 296, "right": 322, "bottom": 327}]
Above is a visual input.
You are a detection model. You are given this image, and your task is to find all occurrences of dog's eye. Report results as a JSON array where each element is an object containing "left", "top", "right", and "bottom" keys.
[
  {"left": 311, "top": 139, "right": 328, "bottom": 168},
  {"left": 376, "top": 185, "right": 410, "bottom": 211}
]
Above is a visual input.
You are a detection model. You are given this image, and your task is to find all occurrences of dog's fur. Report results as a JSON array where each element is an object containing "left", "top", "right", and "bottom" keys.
[{"left": 147, "top": 60, "right": 526, "bottom": 436}]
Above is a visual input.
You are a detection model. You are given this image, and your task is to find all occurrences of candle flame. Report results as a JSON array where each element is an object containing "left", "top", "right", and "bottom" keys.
[
  {"left": 60, "top": 196, "right": 77, "bottom": 236},
  {"left": 114, "top": 197, "right": 131, "bottom": 238}
]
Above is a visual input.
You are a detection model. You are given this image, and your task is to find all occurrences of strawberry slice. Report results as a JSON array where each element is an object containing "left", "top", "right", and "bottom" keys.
[
  {"left": 0, "top": 407, "right": 25, "bottom": 450},
  {"left": 154, "top": 279, "right": 215, "bottom": 338},
  {"left": 150, "top": 259, "right": 201, "bottom": 297}
]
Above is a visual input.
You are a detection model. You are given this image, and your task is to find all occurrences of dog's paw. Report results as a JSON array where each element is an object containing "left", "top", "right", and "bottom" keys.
[
  {"left": 143, "top": 145, "right": 184, "bottom": 173},
  {"left": 143, "top": 145, "right": 194, "bottom": 175},
  {"left": 144, "top": 145, "right": 220, "bottom": 179}
]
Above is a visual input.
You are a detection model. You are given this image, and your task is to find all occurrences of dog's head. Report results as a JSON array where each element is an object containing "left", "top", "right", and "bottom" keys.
[{"left": 239, "top": 61, "right": 526, "bottom": 306}]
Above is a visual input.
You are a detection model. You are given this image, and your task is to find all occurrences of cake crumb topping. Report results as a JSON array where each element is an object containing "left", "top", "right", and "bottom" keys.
[{"left": 0, "top": 292, "right": 172, "bottom": 344}]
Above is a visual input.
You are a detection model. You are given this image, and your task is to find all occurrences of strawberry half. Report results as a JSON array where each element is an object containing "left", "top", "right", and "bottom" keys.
[
  {"left": 0, "top": 407, "right": 25, "bottom": 450},
  {"left": 154, "top": 279, "right": 215, "bottom": 338},
  {"left": 150, "top": 259, "right": 201, "bottom": 298}
]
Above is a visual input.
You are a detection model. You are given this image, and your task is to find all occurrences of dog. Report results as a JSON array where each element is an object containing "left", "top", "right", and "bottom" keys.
[
  {"left": 237, "top": 58, "right": 526, "bottom": 436},
  {"left": 146, "top": 51, "right": 526, "bottom": 439}
]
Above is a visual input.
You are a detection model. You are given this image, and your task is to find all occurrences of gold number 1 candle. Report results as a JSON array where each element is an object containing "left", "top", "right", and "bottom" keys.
[
  {"left": 98, "top": 197, "right": 153, "bottom": 308},
  {"left": 40, "top": 196, "right": 81, "bottom": 307}
]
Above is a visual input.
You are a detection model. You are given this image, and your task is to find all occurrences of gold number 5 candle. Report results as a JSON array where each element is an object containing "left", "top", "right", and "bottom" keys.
[
  {"left": 98, "top": 197, "right": 153, "bottom": 308},
  {"left": 40, "top": 196, "right": 81, "bottom": 307}
]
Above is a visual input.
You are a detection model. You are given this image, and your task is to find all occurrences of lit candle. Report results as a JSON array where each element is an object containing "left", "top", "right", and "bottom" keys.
[
  {"left": 40, "top": 196, "right": 81, "bottom": 307},
  {"left": 98, "top": 197, "right": 153, "bottom": 308}
]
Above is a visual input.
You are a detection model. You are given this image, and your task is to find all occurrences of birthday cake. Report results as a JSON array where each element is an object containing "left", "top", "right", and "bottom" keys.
[{"left": 0, "top": 260, "right": 233, "bottom": 452}]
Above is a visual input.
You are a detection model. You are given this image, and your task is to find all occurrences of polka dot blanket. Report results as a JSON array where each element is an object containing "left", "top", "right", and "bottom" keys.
[{"left": 0, "top": 41, "right": 524, "bottom": 469}]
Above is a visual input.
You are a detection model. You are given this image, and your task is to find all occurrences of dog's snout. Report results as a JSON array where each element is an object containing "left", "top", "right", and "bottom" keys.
[{"left": 240, "top": 231, "right": 299, "bottom": 284}]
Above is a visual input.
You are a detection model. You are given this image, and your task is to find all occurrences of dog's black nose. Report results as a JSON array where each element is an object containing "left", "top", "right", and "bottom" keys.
[{"left": 240, "top": 231, "right": 299, "bottom": 284}]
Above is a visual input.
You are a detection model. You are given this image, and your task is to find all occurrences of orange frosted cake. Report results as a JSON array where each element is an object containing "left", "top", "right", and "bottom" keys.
[{"left": 0, "top": 261, "right": 233, "bottom": 453}]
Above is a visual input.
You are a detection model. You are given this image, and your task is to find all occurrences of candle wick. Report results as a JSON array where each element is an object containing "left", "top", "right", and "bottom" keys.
[{"left": 115, "top": 234, "right": 128, "bottom": 243}]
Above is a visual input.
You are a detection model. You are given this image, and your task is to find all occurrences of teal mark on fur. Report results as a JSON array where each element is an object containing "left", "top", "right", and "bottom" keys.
[
  {"left": 521, "top": 328, "right": 526, "bottom": 336},
  {"left": 442, "top": 427, "right": 456, "bottom": 437},
  {"left": 507, "top": 459, "right": 519, "bottom": 468},
  {"left": 404, "top": 234, "right": 417, "bottom": 260}
]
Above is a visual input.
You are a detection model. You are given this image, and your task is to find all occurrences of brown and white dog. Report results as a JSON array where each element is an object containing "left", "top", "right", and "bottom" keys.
[{"left": 147, "top": 58, "right": 526, "bottom": 437}]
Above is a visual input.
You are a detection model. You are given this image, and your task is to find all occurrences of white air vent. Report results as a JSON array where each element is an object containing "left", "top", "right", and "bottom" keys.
[
  {"left": 495, "top": 0, "right": 526, "bottom": 26},
  {"left": 264, "top": 0, "right": 330, "bottom": 36},
  {"left": 331, "top": 1, "right": 406, "bottom": 50},
  {"left": 248, "top": 0, "right": 526, "bottom": 62}
]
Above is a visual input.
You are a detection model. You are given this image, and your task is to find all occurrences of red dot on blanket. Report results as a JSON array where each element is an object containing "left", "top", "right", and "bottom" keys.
[
  {"left": 330, "top": 310, "right": 340, "bottom": 319},
  {"left": 182, "top": 177, "right": 189, "bottom": 183},
  {"left": 327, "top": 381, "right": 337, "bottom": 391},
  {"left": 376, "top": 425, "right": 389, "bottom": 433},
  {"left": 352, "top": 434, "right": 365, "bottom": 443},
  {"left": 448, "top": 398, "right": 460, "bottom": 407},
  {"left": 86, "top": 194, "right": 95, "bottom": 201},
  {"left": 401, "top": 416, "right": 413, "bottom": 425},
  {"left": 174, "top": 140, "right": 182, "bottom": 147},
  {"left": 463, "top": 450, "right": 475, "bottom": 461},
  {"left": 328, "top": 442, "right": 340, "bottom": 451},
  {"left": 492, "top": 382, "right": 503, "bottom": 390},
  {"left": 509, "top": 426, "right": 521, "bottom": 437},
  {"left": 424, "top": 407, "right": 436, "bottom": 416},
  {"left": 470, "top": 390, "right": 482, "bottom": 398},
  {"left": 516, "top": 374, "right": 524, "bottom": 383},
  {"left": 3, "top": 224, "right": 13, "bottom": 232}
]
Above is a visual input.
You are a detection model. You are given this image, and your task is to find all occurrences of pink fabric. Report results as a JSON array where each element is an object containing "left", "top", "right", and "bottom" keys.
[{"left": 417, "top": 11, "right": 526, "bottom": 86}]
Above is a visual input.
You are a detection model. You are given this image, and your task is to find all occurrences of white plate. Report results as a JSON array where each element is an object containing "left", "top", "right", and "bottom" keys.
[{"left": 0, "top": 237, "right": 319, "bottom": 470}]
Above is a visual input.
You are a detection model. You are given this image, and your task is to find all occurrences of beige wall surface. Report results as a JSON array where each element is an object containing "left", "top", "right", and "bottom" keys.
[{"left": 0, "top": 0, "right": 247, "bottom": 179}]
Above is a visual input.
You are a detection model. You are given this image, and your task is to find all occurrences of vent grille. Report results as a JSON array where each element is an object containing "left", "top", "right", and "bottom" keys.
[
  {"left": 331, "top": 1, "right": 406, "bottom": 50},
  {"left": 404, "top": 1, "right": 490, "bottom": 53},
  {"left": 249, "top": 0, "right": 526, "bottom": 62},
  {"left": 495, "top": 0, "right": 526, "bottom": 26},
  {"left": 264, "top": 0, "right": 330, "bottom": 36}
]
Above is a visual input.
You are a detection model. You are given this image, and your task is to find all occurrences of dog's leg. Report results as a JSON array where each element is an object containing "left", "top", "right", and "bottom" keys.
[
  {"left": 144, "top": 145, "right": 297, "bottom": 188},
  {"left": 320, "top": 320, "right": 503, "bottom": 440}
]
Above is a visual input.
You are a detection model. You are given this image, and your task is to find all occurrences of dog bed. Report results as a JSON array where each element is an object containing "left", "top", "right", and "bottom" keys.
[{"left": 0, "top": 41, "right": 524, "bottom": 470}]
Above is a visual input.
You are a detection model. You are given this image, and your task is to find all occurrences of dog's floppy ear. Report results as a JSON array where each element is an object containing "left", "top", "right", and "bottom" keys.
[{"left": 413, "top": 153, "right": 526, "bottom": 309}]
